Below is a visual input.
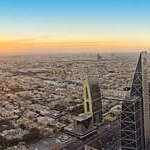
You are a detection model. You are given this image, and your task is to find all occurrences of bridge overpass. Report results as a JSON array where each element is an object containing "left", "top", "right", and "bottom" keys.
[{"left": 102, "top": 96, "right": 123, "bottom": 102}]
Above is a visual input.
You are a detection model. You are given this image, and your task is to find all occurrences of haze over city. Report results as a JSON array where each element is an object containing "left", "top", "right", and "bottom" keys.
[{"left": 0, "top": 0, "right": 150, "bottom": 54}]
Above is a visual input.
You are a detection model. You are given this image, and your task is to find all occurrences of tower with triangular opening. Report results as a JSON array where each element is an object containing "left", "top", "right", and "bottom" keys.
[{"left": 83, "top": 76, "right": 103, "bottom": 125}]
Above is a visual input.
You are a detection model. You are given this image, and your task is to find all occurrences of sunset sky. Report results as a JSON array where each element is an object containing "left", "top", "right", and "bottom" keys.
[{"left": 0, "top": 0, "right": 150, "bottom": 54}]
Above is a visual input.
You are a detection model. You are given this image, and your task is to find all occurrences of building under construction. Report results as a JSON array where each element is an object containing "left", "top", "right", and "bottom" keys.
[
  {"left": 83, "top": 76, "right": 103, "bottom": 125},
  {"left": 121, "top": 51, "right": 150, "bottom": 150}
]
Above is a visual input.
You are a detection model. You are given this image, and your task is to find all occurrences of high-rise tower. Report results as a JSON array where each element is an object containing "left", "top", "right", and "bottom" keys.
[
  {"left": 121, "top": 51, "right": 150, "bottom": 150},
  {"left": 97, "top": 53, "right": 101, "bottom": 61},
  {"left": 121, "top": 96, "right": 143, "bottom": 150},
  {"left": 83, "top": 76, "right": 102, "bottom": 125}
]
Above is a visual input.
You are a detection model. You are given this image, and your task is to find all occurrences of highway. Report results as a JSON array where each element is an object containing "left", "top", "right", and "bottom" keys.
[{"left": 102, "top": 96, "right": 123, "bottom": 102}]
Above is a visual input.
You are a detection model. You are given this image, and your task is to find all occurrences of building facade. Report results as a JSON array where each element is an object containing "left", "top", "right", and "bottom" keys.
[
  {"left": 73, "top": 113, "right": 94, "bottom": 135},
  {"left": 121, "top": 96, "right": 143, "bottom": 150},
  {"left": 121, "top": 51, "right": 150, "bottom": 150},
  {"left": 83, "top": 76, "right": 103, "bottom": 125}
]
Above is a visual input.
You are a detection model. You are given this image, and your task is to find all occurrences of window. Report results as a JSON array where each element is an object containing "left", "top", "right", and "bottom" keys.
[
  {"left": 86, "top": 87, "right": 89, "bottom": 100},
  {"left": 86, "top": 102, "right": 90, "bottom": 112}
]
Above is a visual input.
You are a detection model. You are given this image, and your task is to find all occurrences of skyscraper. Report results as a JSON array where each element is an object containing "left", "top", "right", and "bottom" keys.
[
  {"left": 83, "top": 76, "right": 102, "bottom": 125},
  {"left": 97, "top": 53, "right": 101, "bottom": 61},
  {"left": 121, "top": 51, "right": 150, "bottom": 150}
]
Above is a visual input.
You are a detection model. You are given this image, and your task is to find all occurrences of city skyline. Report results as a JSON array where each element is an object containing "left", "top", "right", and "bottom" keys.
[{"left": 0, "top": 0, "right": 150, "bottom": 54}]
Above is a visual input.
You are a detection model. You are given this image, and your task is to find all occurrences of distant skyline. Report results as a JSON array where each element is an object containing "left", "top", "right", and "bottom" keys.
[{"left": 0, "top": 0, "right": 150, "bottom": 54}]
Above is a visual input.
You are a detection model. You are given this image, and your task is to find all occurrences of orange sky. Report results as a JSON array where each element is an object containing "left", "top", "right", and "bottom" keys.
[{"left": 0, "top": 38, "right": 149, "bottom": 54}]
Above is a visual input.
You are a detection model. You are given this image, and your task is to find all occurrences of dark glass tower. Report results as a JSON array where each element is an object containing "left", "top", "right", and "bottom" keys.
[{"left": 83, "top": 76, "right": 103, "bottom": 125}]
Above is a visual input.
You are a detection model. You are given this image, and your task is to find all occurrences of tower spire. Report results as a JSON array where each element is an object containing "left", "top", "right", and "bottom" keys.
[{"left": 121, "top": 51, "right": 150, "bottom": 149}]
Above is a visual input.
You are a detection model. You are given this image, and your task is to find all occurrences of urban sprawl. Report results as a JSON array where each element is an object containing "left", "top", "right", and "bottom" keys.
[{"left": 0, "top": 52, "right": 149, "bottom": 150}]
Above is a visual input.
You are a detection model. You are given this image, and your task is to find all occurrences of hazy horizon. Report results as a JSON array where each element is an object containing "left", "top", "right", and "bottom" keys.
[{"left": 0, "top": 49, "right": 146, "bottom": 57}]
